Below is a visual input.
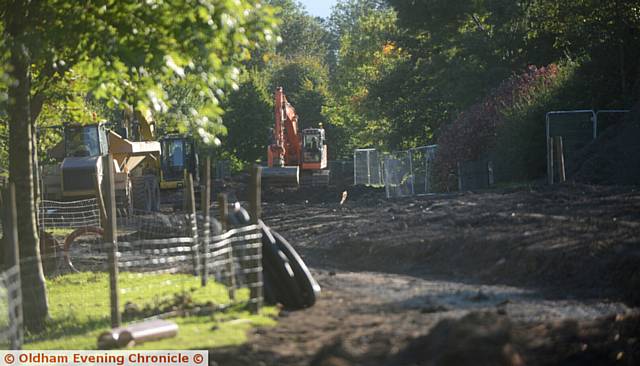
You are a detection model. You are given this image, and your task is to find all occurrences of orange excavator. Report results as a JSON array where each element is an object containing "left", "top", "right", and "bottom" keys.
[{"left": 264, "top": 87, "right": 330, "bottom": 186}]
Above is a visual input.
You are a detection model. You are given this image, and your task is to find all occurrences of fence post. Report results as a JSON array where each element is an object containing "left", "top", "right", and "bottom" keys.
[
  {"left": 366, "top": 150, "right": 371, "bottom": 185},
  {"left": 200, "top": 157, "right": 211, "bottom": 287},
  {"left": 218, "top": 193, "right": 235, "bottom": 300},
  {"left": 103, "top": 155, "right": 121, "bottom": 328},
  {"left": 94, "top": 172, "right": 107, "bottom": 228},
  {"left": 383, "top": 155, "right": 391, "bottom": 199},
  {"left": 248, "top": 164, "right": 263, "bottom": 314},
  {"left": 424, "top": 152, "right": 430, "bottom": 194},
  {"left": 408, "top": 149, "right": 415, "bottom": 195},
  {"left": 554, "top": 137, "right": 566, "bottom": 183},
  {"left": 185, "top": 173, "right": 200, "bottom": 276},
  {"left": 547, "top": 137, "right": 554, "bottom": 185},
  {"left": 353, "top": 150, "right": 357, "bottom": 185},
  {"left": 3, "top": 184, "right": 23, "bottom": 349}
]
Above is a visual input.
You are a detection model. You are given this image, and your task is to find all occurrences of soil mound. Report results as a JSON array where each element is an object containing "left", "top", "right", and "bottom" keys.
[
  {"left": 572, "top": 102, "right": 640, "bottom": 185},
  {"left": 390, "top": 312, "right": 522, "bottom": 366}
]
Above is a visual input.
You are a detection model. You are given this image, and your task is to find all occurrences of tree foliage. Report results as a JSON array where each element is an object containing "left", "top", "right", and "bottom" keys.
[
  {"left": 222, "top": 69, "right": 273, "bottom": 164},
  {"left": 1, "top": 0, "right": 277, "bottom": 330}
]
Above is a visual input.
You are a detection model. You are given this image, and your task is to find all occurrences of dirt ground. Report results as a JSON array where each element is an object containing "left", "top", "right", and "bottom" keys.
[{"left": 210, "top": 183, "right": 640, "bottom": 366}]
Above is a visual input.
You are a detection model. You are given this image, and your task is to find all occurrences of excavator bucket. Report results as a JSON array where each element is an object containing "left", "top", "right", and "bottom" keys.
[{"left": 261, "top": 166, "right": 300, "bottom": 187}]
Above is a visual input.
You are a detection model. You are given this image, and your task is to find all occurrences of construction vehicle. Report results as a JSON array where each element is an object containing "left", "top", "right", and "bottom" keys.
[
  {"left": 41, "top": 122, "right": 162, "bottom": 214},
  {"left": 159, "top": 134, "right": 199, "bottom": 190},
  {"left": 121, "top": 109, "right": 199, "bottom": 192},
  {"left": 264, "top": 87, "right": 330, "bottom": 186}
]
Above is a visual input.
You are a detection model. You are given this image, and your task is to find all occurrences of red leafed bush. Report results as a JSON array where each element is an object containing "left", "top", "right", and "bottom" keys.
[{"left": 433, "top": 64, "right": 561, "bottom": 188}]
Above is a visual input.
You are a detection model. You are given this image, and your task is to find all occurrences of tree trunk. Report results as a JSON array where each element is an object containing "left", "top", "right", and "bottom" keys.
[
  {"left": 31, "top": 110, "right": 41, "bottom": 230},
  {"left": 6, "top": 0, "right": 49, "bottom": 332}
]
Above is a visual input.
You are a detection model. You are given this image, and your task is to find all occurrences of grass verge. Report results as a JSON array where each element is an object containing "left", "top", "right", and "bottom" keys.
[{"left": 24, "top": 272, "right": 277, "bottom": 350}]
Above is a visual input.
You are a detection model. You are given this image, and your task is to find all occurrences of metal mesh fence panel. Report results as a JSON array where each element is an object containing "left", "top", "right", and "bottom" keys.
[
  {"left": 38, "top": 199, "right": 103, "bottom": 276},
  {"left": 39, "top": 199, "right": 100, "bottom": 230},
  {"left": 383, "top": 151, "right": 414, "bottom": 199},
  {"left": 353, "top": 149, "right": 383, "bottom": 186},
  {"left": 328, "top": 160, "right": 353, "bottom": 187},
  {"left": 596, "top": 110, "right": 629, "bottom": 135},
  {"left": 457, "top": 160, "right": 494, "bottom": 191},
  {"left": 409, "top": 145, "right": 438, "bottom": 195},
  {"left": 215, "top": 160, "right": 231, "bottom": 180},
  {"left": 546, "top": 111, "right": 596, "bottom": 175}
]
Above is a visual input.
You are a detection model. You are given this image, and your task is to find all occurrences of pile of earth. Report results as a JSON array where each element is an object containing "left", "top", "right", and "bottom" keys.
[
  {"left": 571, "top": 100, "right": 640, "bottom": 185},
  {"left": 310, "top": 312, "right": 640, "bottom": 366}
]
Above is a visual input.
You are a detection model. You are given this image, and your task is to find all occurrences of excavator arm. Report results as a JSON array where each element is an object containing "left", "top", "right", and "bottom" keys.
[
  {"left": 265, "top": 87, "right": 302, "bottom": 185},
  {"left": 269, "top": 87, "right": 301, "bottom": 167}
]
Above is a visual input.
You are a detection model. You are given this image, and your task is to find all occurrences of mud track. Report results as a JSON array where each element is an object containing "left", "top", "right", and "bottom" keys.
[{"left": 211, "top": 184, "right": 640, "bottom": 365}]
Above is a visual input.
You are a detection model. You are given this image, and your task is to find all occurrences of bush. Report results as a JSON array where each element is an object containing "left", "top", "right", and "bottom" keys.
[{"left": 433, "top": 62, "right": 576, "bottom": 188}]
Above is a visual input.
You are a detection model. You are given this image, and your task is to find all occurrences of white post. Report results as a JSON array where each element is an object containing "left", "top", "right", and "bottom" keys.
[
  {"left": 366, "top": 150, "right": 371, "bottom": 185},
  {"left": 352, "top": 150, "right": 357, "bottom": 185}
]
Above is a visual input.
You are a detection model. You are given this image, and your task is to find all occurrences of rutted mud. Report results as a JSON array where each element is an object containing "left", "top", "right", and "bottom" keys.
[{"left": 210, "top": 184, "right": 640, "bottom": 366}]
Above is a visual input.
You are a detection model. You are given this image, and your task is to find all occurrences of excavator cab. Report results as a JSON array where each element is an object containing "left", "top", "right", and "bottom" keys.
[
  {"left": 300, "top": 127, "right": 329, "bottom": 186},
  {"left": 159, "top": 135, "right": 199, "bottom": 189},
  {"left": 301, "top": 128, "right": 327, "bottom": 168}
]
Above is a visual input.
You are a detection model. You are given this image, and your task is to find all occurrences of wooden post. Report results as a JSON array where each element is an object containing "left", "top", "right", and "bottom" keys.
[
  {"left": 94, "top": 173, "right": 107, "bottom": 228},
  {"left": 3, "top": 184, "right": 23, "bottom": 349},
  {"left": 248, "top": 164, "right": 263, "bottom": 313},
  {"left": 185, "top": 173, "right": 200, "bottom": 276},
  {"left": 218, "top": 193, "right": 235, "bottom": 300},
  {"left": 547, "top": 137, "right": 555, "bottom": 185},
  {"left": 103, "top": 155, "right": 121, "bottom": 328},
  {"left": 554, "top": 136, "right": 566, "bottom": 183},
  {"left": 200, "top": 157, "right": 211, "bottom": 287}
]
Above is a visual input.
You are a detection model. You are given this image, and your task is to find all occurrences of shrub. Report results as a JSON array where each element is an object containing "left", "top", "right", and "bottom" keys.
[{"left": 433, "top": 62, "right": 575, "bottom": 188}]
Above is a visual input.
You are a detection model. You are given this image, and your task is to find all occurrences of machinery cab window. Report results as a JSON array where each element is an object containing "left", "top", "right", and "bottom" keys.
[
  {"left": 65, "top": 125, "right": 104, "bottom": 157},
  {"left": 161, "top": 137, "right": 196, "bottom": 181},
  {"left": 302, "top": 129, "right": 324, "bottom": 163}
]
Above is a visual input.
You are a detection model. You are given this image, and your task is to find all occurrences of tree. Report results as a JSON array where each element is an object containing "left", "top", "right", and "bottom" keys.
[
  {"left": 381, "top": 0, "right": 640, "bottom": 149},
  {"left": 325, "top": 1, "right": 404, "bottom": 152},
  {"left": 271, "top": 55, "right": 331, "bottom": 130},
  {"left": 222, "top": 69, "right": 273, "bottom": 163},
  {"left": 269, "top": 0, "right": 329, "bottom": 60},
  {"left": 1, "top": 0, "right": 276, "bottom": 331}
]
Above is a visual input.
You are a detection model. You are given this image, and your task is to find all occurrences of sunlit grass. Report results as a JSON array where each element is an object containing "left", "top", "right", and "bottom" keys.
[{"left": 24, "top": 272, "right": 276, "bottom": 350}]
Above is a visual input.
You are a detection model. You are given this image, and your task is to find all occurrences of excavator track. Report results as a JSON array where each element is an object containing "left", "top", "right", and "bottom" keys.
[{"left": 300, "top": 169, "right": 330, "bottom": 187}]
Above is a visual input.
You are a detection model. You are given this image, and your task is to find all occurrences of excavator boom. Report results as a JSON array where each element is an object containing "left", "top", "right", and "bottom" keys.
[{"left": 265, "top": 87, "right": 301, "bottom": 186}]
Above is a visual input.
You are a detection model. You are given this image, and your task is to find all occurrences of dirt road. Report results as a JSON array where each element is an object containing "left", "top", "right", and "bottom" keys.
[{"left": 211, "top": 184, "right": 640, "bottom": 365}]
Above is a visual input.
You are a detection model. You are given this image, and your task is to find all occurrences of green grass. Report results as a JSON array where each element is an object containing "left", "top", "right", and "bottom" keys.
[
  {"left": 43, "top": 227, "right": 76, "bottom": 239},
  {"left": 24, "top": 272, "right": 277, "bottom": 350}
]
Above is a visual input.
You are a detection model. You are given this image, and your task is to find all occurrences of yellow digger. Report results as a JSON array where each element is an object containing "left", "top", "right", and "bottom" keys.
[{"left": 121, "top": 109, "right": 199, "bottom": 191}]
